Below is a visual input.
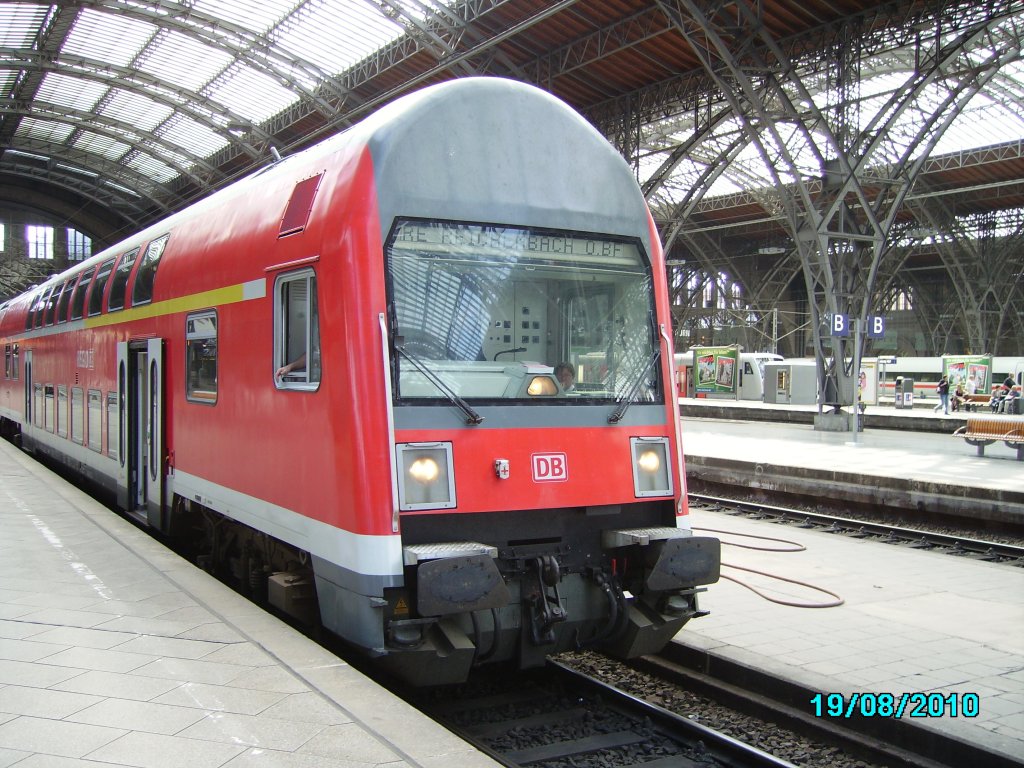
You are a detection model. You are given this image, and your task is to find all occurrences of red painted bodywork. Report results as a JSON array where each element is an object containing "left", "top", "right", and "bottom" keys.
[{"left": 0, "top": 137, "right": 685, "bottom": 543}]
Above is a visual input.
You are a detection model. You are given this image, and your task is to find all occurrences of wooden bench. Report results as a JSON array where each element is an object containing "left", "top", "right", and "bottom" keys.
[
  {"left": 953, "top": 415, "right": 1024, "bottom": 460},
  {"left": 957, "top": 393, "right": 991, "bottom": 412}
]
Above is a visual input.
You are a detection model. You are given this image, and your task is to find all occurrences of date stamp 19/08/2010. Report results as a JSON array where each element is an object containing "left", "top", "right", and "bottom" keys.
[{"left": 810, "top": 692, "right": 979, "bottom": 719}]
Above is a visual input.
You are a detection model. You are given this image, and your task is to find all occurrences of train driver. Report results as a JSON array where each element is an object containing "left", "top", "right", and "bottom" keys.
[{"left": 554, "top": 361, "right": 575, "bottom": 392}]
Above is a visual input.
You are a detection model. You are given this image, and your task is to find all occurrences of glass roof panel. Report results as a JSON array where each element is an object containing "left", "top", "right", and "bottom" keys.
[
  {"left": 124, "top": 152, "right": 180, "bottom": 185},
  {"left": 100, "top": 89, "right": 175, "bottom": 134},
  {"left": 205, "top": 64, "right": 300, "bottom": 123},
  {"left": 14, "top": 117, "right": 75, "bottom": 144},
  {"left": 137, "top": 30, "right": 234, "bottom": 94},
  {"left": 0, "top": 4, "right": 49, "bottom": 47},
  {"left": 0, "top": 71, "right": 18, "bottom": 99},
  {"left": 72, "top": 131, "right": 131, "bottom": 163},
  {"left": 192, "top": 0, "right": 296, "bottom": 34},
  {"left": 157, "top": 114, "right": 230, "bottom": 160},
  {"left": 61, "top": 8, "right": 155, "bottom": 67},
  {"left": 36, "top": 72, "right": 109, "bottom": 113},
  {"left": 274, "top": 0, "right": 405, "bottom": 75}
]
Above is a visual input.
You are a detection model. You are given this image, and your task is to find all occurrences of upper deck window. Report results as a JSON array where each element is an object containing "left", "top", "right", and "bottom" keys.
[
  {"left": 107, "top": 247, "right": 140, "bottom": 312},
  {"left": 70, "top": 267, "right": 95, "bottom": 321},
  {"left": 132, "top": 234, "right": 169, "bottom": 306},
  {"left": 386, "top": 219, "right": 659, "bottom": 404},
  {"left": 25, "top": 290, "right": 42, "bottom": 331},
  {"left": 53, "top": 279, "right": 72, "bottom": 324},
  {"left": 34, "top": 285, "right": 55, "bottom": 328},
  {"left": 88, "top": 259, "right": 116, "bottom": 317}
]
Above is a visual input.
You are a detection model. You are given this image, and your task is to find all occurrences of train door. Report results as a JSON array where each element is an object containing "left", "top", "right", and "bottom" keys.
[{"left": 116, "top": 338, "right": 165, "bottom": 529}]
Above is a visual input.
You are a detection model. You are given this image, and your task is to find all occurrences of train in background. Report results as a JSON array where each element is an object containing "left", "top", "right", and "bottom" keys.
[
  {"left": 870, "top": 356, "right": 1024, "bottom": 400},
  {"left": 0, "top": 78, "right": 720, "bottom": 686},
  {"left": 674, "top": 351, "right": 783, "bottom": 400},
  {"left": 673, "top": 352, "right": 1023, "bottom": 404}
]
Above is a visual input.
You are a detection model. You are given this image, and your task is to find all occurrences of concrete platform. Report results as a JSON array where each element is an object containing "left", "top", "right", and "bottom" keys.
[
  {"left": 679, "top": 399, "right": 1024, "bottom": 522},
  {"left": 676, "top": 508, "right": 1024, "bottom": 766},
  {"left": 0, "top": 438, "right": 498, "bottom": 768}
]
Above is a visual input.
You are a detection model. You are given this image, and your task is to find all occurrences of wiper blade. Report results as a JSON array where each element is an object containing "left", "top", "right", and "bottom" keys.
[
  {"left": 608, "top": 349, "right": 661, "bottom": 424},
  {"left": 397, "top": 346, "right": 484, "bottom": 425}
]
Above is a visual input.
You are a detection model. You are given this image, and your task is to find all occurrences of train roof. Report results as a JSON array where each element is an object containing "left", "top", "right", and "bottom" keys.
[{"left": 9, "top": 78, "right": 655, "bottom": 315}]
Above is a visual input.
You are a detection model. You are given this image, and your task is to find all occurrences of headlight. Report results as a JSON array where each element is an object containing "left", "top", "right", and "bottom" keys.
[
  {"left": 637, "top": 449, "right": 661, "bottom": 473},
  {"left": 630, "top": 437, "right": 673, "bottom": 497},
  {"left": 527, "top": 376, "right": 559, "bottom": 396},
  {"left": 397, "top": 442, "right": 456, "bottom": 510},
  {"left": 408, "top": 457, "right": 439, "bottom": 483}
]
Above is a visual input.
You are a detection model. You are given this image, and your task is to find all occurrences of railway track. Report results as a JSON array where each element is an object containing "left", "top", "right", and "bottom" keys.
[
  {"left": 688, "top": 493, "right": 1024, "bottom": 566},
  {"left": 614, "top": 643, "right": 1023, "bottom": 768},
  {"left": 412, "top": 660, "right": 797, "bottom": 768}
]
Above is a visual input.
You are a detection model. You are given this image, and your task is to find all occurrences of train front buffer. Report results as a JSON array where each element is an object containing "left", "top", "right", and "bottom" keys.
[{"left": 378, "top": 434, "right": 721, "bottom": 685}]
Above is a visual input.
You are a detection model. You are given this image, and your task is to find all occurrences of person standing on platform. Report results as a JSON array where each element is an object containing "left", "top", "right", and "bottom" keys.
[{"left": 933, "top": 375, "right": 950, "bottom": 414}]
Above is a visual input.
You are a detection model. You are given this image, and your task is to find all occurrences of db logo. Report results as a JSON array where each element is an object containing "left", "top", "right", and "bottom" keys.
[{"left": 532, "top": 453, "right": 568, "bottom": 482}]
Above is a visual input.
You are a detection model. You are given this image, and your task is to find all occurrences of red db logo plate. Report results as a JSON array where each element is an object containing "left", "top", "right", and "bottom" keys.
[{"left": 532, "top": 453, "right": 568, "bottom": 482}]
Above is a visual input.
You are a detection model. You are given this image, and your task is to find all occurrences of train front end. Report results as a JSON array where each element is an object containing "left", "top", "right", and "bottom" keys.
[
  {"left": 335, "top": 77, "right": 721, "bottom": 685},
  {"left": 380, "top": 219, "right": 720, "bottom": 684}
]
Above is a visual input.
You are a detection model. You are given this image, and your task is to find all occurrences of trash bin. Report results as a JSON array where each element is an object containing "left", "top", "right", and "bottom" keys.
[{"left": 894, "top": 377, "right": 914, "bottom": 409}]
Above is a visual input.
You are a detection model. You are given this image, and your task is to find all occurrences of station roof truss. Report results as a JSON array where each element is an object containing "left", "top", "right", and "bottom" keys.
[{"left": 1, "top": 0, "right": 1022, "bottom": 355}]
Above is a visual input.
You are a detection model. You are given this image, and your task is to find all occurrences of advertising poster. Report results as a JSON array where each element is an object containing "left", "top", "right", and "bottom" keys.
[
  {"left": 859, "top": 360, "right": 878, "bottom": 406},
  {"left": 942, "top": 355, "right": 992, "bottom": 394},
  {"left": 693, "top": 346, "right": 740, "bottom": 395}
]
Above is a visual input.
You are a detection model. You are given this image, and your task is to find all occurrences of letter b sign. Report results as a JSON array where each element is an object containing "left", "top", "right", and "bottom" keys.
[
  {"left": 532, "top": 453, "right": 568, "bottom": 482},
  {"left": 831, "top": 313, "right": 849, "bottom": 337},
  {"left": 868, "top": 315, "right": 886, "bottom": 338}
]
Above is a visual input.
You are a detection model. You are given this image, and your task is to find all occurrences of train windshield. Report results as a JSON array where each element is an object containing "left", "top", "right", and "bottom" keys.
[{"left": 386, "top": 219, "right": 661, "bottom": 403}]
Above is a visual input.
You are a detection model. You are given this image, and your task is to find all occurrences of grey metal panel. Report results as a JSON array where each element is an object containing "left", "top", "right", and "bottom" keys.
[
  {"left": 311, "top": 554, "right": 403, "bottom": 597},
  {"left": 365, "top": 78, "right": 655, "bottom": 256},
  {"left": 392, "top": 403, "right": 669, "bottom": 430}
]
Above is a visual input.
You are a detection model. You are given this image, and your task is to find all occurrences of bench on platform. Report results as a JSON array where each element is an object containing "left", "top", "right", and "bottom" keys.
[
  {"left": 956, "top": 394, "right": 990, "bottom": 412},
  {"left": 953, "top": 415, "right": 1024, "bottom": 460}
]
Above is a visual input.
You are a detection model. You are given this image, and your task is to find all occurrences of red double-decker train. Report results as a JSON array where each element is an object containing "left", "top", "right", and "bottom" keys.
[{"left": 0, "top": 78, "right": 719, "bottom": 685}]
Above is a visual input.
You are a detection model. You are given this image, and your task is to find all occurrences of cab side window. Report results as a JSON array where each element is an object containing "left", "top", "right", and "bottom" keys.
[
  {"left": 186, "top": 311, "right": 218, "bottom": 404},
  {"left": 274, "top": 269, "right": 320, "bottom": 390}
]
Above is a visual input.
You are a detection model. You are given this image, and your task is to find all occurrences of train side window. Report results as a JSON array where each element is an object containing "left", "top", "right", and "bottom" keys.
[
  {"left": 70, "top": 387, "right": 84, "bottom": 444},
  {"left": 34, "top": 286, "right": 54, "bottom": 328},
  {"left": 56, "top": 279, "right": 75, "bottom": 324},
  {"left": 11, "top": 344, "right": 17, "bottom": 380},
  {"left": 186, "top": 310, "right": 218, "bottom": 404},
  {"left": 43, "top": 284, "right": 61, "bottom": 326},
  {"left": 88, "top": 259, "right": 116, "bottom": 317},
  {"left": 70, "top": 267, "right": 95, "bottom": 321},
  {"left": 132, "top": 234, "right": 169, "bottom": 306},
  {"left": 57, "top": 385, "right": 68, "bottom": 438},
  {"left": 274, "top": 269, "right": 320, "bottom": 390},
  {"left": 3, "top": 344, "right": 10, "bottom": 379},
  {"left": 25, "top": 291, "right": 40, "bottom": 330},
  {"left": 106, "top": 391, "right": 118, "bottom": 460},
  {"left": 44, "top": 385, "right": 55, "bottom": 432},
  {"left": 107, "top": 248, "right": 140, "bottom": 312},
  {"left": 87, "top": 389, "right": 102, "bottom": 452},
  {"left": 33, "top": 384, "right": 43, "bottom": 428}
]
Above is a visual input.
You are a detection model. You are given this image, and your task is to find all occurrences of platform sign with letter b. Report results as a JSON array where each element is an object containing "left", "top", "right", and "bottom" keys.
[
  {"left": 830, "top": 313, "right": 849, "bottom": 337},
  {"left": 867, "top": 316, "right": 886, "bottom": 339}
]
